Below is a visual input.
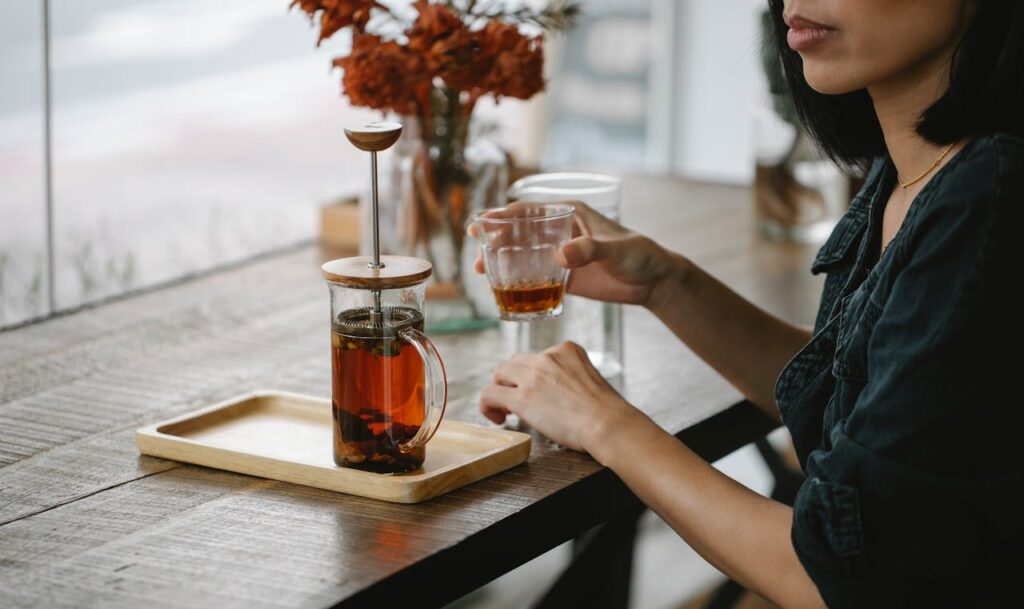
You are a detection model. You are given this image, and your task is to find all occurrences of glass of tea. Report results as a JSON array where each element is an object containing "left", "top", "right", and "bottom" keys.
[
  {"left": 322, "top": 255, "right": 447, "bottom": 474},
  {"left": 473, "top": 203, "right": 576, "bottom": 321}
]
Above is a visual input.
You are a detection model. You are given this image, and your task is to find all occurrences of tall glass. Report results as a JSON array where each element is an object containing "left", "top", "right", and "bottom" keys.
[{"left": 506, "top": 173, "right": 624, "bottom": 379}]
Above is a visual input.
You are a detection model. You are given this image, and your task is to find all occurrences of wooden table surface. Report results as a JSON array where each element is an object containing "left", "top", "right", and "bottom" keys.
[{"left": 0, "top": 177, "right": 823, "bottom": 609}]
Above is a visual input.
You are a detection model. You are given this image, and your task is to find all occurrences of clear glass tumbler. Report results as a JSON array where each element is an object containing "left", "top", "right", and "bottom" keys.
[{"left": 472, "top": 203, "right": 576, "bottom": 321}]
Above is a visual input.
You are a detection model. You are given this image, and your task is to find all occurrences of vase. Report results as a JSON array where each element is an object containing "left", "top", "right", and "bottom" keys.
[{"left": 371, "top": 88, "right": 508, "bottom": 332}]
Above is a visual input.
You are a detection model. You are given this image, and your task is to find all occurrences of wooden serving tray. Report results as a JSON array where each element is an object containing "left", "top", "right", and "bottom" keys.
[{"left": 136, "top": 391, "right": 531, "bottom": 504}]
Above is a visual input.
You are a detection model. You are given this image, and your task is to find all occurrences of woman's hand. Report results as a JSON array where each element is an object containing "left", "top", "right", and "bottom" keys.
[
  {"left": 478, "top": 341, "right": 644, "bottom": 454},
  {"left": 469, "top": 201, "right": 680, "bottom": 307}
]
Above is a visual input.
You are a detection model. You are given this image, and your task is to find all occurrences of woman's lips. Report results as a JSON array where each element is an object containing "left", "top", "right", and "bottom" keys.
[{"left": 785, "top": 14, "right": 836, "bottom": 51}]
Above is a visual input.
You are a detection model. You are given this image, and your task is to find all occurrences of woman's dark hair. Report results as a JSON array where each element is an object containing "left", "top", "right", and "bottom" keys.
[{"left": 766, "top": 0, "right": 1024, "bottom": 169}]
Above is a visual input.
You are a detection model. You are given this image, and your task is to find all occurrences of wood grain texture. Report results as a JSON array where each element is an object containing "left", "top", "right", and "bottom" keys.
[
  {"left": 321, "top": 255, "right": 432, "bottom": 289},
  {"left": 343, "top": 123, "right": 403, "bottom": 152},
  {"left": 136, "top": 391, "right": 532, "bottom": 503},
  {"left": 0, "top": 177, "right": 824, "bottom": 608}
]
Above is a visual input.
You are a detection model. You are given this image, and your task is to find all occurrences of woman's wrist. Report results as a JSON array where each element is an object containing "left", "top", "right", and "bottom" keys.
[
  {"left": 644, "top": 250, "right": 693, "bottom": 314},
  {"left": 583, "top": 398, "right": 658, "bottom": 467}
]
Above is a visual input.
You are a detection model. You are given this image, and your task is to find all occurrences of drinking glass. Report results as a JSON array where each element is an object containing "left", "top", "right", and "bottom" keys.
[
  {"left": 506, "top": 173, "right": 624, "bottom": 379},
  {"left": 472, "top": 203, "right": 576, "bottom": 321}
]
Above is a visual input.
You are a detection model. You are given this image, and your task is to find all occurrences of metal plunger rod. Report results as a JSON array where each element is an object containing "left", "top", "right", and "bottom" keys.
[
  {"left": 342, "top": 122, "right": 403, "bottom": 322},
  {"left": 370, "top": 150, "right": 382, "bottom": 270},
  {"left": 369, "top": 151, "right": 383, "bottom": 319}
]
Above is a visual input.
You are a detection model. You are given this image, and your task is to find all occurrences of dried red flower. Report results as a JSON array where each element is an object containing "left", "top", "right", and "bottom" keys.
[
  {"left": 291, "top": 0, "right": 381, "bottom": 42},
  {"left": 334, "top": 35, "right": 432, "bottom": 115},
  {"left": 477, "top": 21, "right": 545, "bottom": 100},
  {"left": 405, "top": 4, "right": 545, "bottom": 100},
  {"left": 407, "top": 2, "right": 482, "bottom": 91},
  {"left": 295, "top": 0, "right": 551, "bottom": 113}
]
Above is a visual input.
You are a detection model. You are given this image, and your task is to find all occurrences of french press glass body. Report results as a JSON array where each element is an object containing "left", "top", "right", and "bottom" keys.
[{"left": 322, "top": 255, "right": 447, "bottom": 473}]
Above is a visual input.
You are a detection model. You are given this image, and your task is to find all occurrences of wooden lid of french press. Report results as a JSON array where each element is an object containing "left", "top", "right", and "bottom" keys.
[{"left": 321, "top": 255, "right": 432, "bottom": 289}]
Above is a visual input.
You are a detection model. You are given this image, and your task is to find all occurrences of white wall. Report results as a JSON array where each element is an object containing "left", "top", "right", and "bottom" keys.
[{"left": 669, "top": 0, "right": 767, "bottom": 185}]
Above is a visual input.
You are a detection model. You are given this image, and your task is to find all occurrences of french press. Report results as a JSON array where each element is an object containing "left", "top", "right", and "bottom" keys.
[{"left": 322, "top": 122, "right": 447, "bottom": 474}]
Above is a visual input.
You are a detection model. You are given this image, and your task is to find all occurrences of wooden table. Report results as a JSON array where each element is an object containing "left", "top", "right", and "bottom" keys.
[{"left": 0, "top": 177, "right": 823, "bottom": 609}]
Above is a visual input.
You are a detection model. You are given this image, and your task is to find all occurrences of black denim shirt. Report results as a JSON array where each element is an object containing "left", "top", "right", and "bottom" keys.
[{"left": 775, "top": 134, "right": 1024, "bottom": 608}]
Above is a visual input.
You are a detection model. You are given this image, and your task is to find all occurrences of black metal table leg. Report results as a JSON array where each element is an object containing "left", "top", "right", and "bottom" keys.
[{"left": 532, "top": 504, "right": 645, "bottom": 609}]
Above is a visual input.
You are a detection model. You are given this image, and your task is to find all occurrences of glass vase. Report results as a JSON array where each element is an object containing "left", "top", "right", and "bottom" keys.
[{"left": 371, "top": 89, "right": 508, "bottom": 332}]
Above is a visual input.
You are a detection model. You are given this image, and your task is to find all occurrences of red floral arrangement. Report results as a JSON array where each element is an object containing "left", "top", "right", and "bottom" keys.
[
  {"left": 292, "top": 0, "right": 577, "bottom": 116},
  {"left": 292, "top": 1, "right": 578, "bottom": 306}
]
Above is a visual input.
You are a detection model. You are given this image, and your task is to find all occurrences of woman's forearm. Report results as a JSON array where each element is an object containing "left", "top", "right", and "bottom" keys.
[
  {"left": 587, "top": 411, "right": 826, "bottom": 609},
  {"left": 646, "top": 253, "right": 812, "bottom": 419}
]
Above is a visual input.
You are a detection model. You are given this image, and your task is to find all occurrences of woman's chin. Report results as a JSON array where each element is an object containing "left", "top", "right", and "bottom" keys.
[{"left": 803, "top": 64, "right": 864, "bottom": 95}]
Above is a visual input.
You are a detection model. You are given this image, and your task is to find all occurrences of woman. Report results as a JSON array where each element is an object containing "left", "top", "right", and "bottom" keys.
[{"left": 475, "top": 1, "right": 1024, "bottom": 607}]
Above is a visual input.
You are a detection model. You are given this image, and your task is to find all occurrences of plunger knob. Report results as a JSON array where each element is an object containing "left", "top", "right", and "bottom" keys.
[{"left": 344, "top": 122, "right": 403, "bottom": 152}]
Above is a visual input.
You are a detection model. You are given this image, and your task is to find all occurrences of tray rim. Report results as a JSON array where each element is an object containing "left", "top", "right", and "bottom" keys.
[{"left": 135, "top": 389, "right": 532, "bottom": 503}]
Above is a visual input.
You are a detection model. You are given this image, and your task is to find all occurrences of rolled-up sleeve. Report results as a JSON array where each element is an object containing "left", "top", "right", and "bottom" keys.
[{"left": 791, "top": 143, "right": 1024, "bottom": 607}]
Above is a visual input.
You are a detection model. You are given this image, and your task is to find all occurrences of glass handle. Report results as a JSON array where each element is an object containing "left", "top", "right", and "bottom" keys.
[{"left": 398, "top": 328, "right": 447, "bottom": 451}]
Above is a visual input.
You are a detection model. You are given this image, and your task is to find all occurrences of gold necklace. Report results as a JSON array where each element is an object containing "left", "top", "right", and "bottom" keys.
[{"left": 897, "top": 142, "right": 956, "bottom": 189}]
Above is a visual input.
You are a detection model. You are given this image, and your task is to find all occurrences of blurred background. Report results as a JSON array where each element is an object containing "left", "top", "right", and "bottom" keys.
[
  {"left": 0, "top": 0, "right": 771, "bottom": 329},
  {"left": 1, "top": 1, "right": 798, "bottom": 607}
]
